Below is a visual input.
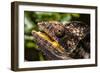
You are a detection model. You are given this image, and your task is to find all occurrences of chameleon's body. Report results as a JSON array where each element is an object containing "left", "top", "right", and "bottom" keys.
[{"left": 32, "top": 21, "right": 90, "bottom": 60}]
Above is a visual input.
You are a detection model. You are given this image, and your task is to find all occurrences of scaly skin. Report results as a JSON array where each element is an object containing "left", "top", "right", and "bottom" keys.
[{"left": 32, "top": 21, "right": 90, "bottom": 59}]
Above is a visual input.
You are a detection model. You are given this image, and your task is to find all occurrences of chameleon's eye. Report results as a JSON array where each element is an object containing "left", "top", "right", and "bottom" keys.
[{"left": 55, "top": 29, "right": 65, "bottom": 38}]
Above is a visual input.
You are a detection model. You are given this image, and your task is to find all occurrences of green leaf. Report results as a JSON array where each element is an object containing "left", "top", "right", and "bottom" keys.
[
  {"left": 72, "top": 14, "right": 80, "bottom": 18},
  {"left": 26, "top": 41, "right": 38, "bottom": 49},
  {"left": 39, "top": 52, "right": 44, "bottom": 61}
]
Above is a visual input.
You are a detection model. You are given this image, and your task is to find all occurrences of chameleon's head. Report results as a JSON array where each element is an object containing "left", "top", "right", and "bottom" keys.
[
  {"left": 37, "top": 21, "right": 65, "bottom": 41},
  {"left": 32, "top": 21, "right": 90, "bottom": 59}
]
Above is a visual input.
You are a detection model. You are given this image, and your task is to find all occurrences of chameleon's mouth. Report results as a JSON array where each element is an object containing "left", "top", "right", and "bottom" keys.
[
  {"left": 32, "top": 30, "right": 65, "bottom": 54},
  {"left": 33, "top": 31, "right": 55, "bottom": 43}
]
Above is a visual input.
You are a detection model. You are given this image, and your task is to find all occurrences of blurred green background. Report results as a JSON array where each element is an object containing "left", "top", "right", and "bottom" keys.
[{"left": 24, "top": 11, "right": 90, "bottom": 61}]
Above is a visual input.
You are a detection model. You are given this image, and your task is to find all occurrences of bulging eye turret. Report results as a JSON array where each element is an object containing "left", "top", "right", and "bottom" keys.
[{"left": 55, "top": 29, "right": 65, "bottom": 38}]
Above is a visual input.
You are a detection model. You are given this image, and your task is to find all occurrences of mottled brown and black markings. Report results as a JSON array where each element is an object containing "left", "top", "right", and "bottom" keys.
[
  {"left": 63, "top": 21, "right": 90, "bottom": 58},
  {"left": 62, "top": 21, "right": 90, "bottom": 53},
  {"left": 71, "top": 33, "right": 90, "bottom": 59},
  {"left": 32, "top": 21, "right": 90, "bottom": 59}
]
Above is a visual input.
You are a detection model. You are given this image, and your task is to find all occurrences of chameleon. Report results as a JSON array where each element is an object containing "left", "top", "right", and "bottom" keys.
[{"left": 32, "top": 21, "right": 90, "bottom": 60}]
